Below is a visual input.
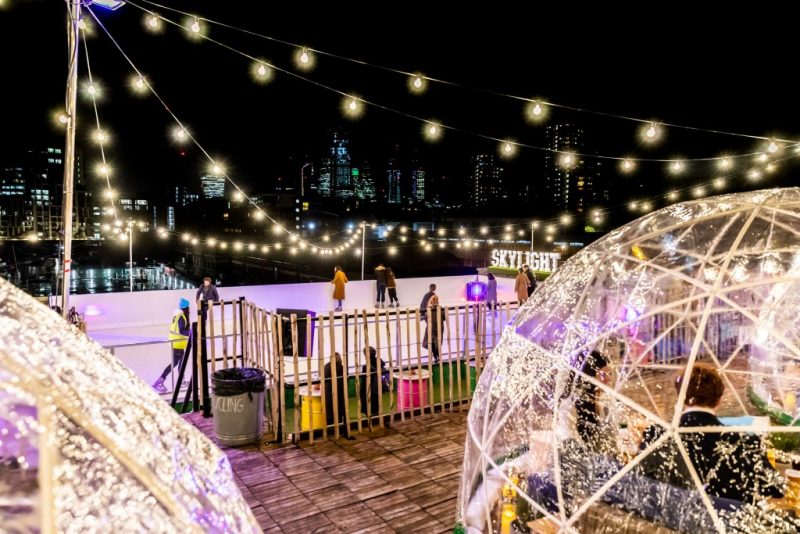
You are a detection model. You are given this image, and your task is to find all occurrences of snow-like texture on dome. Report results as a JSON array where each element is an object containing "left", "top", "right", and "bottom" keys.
[
  {"left": 0, "top": 277, "right": 259, "bottom": 533},
  {"left": 458, "top": 188, "right": 800, "bottom": 533}
]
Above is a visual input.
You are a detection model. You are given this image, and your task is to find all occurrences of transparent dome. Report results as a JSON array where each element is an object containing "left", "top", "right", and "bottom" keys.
[
  {"left": 458, "top": 188, "right": 800, "bottom": 533},
  {"left": 0, "top": 277, "right": 259, "bottom": 533}
]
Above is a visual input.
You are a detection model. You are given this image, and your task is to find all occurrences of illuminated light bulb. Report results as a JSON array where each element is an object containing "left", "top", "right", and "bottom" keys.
[
  {"left": 525, "top": 99, "right": 548, "bottom": 123},
  {"left": 400, "top": 236, "right": 407, "bottom": 243},
  {"left": 713, "top": 177, "right": 725, "bottom": 189},
  {"left": 274, "top": 243, "right": 282, "bottom": 250},
  {"left": 766, "top": 163, "right": 777, "bottom": 173},
  {"left": 103, "top": 190, "right": 114, "bottom": 199},
  {"left": 97, "top": 163, "right": 110, "bottom": 176},
  {"left": 504, "top": 224, "right": 512, "bottom": 232},
  {"left": 191, "top": 238, "right": 198, "bottom": 245},
  {"left": 693, "top": 187, "right": 706, "bottom": 198},
  {"left": 57, "top": 113, "right": 69, "bottom": 125},
  {"left": 233, "top": 242, "right": 243, "bottom": 251},
  {"left": 342, "top": 95, "right": 364, "bottom": 119},
  {"left": 208, "top": 238, "right": 217, "bottom": 247},
  {"left": 409, "top": 74, "right": 426, "bottom": 93},
  {"left": 253, "top": 211, "right": 264, "bottom": 220},
  {"left": 438, "top": 242, "right": 445, "bottom": 249},
  {"left": 480, "top": 226, "right": 488, "bottom": 235},
  {"left": 628, "top": 201, "right": 639, "bottom": 211},
  {"left": 423, "top": 121, "right": 442, "bottom": 141},
  {"left": 210, "top": 163, "right": 225, "bottom": 175},
  {"left": 768, "top": 140, "right": 779, "bottom": 153},
  {"left": 102, "top": 224, "right": 110, "bottom": 231},
  {"left": 718, "top": 157, "right": 732, "bottom": 170},
  {"left": 641, "top": 201, "right": 652, "bottom": 211},
  {"left": 289, "top": 234, "right": 298, "bottom": 243},
  {"left": 299, "top": 242, "right": 307, "bottom": 250},
  {"left": 220, "top": 242, "right": 227, "bottom": 250},
  {"left": 296, "top": 47, "right": 314, "bottom": 70},
  {"left": 87, "top": 83, "right": 97, "bottom": 96},
  {"left": 642, "top": 122, "right": 660, "bottom": 142},
  {"left": 322, "top": 235, "right": 330, "bottom": 242},
  {"left": 232, "top": 190, "right": 244, "bottom": 202},
  {"left": 181, "top": 233, "right": 191, "bottom": 242},
  {"left": 504, "top": 234, "right": 511, "bottom": 241},
  {"left": 670, "top": 160, "right": 685, "bottom": 174},
  {"left": 437, "top": 228, "right": 446, "bottom": 236},
  {"left": 456, "top": 243, "right": 462, "bottom": 249},
  {"left": 172, "top": 126, "right": 189, "bottom": 143},
  {"left": 261, "top": 245, "right": 269, "bottom": 253},
  {"left": 131, "top": 75, "right": 147, "bottom": 94},
  {"left": 560, "top": 153, "right": 575, "bottom": 168},
  {"left": 251, "top": 60, "right": 274, "bottom": 84},
  {"left": 248, "top": 243, "right": 256, "bottom": 251},
  {"left": 500, "top": 141, "right": 517, "bottom": 158},
  {"left": 78, "top": 18, "right": 86, "bottom": 30},
  {"left": 518, "top": 230, "right": 524, "bottom": 236},
  {"left": 146, "top": 14, "right": 160, "bottom": 30},
  {"left": 425, "top": 244, "right": 433, "bottom": 252},
  {"left": 560, "top": 215, "right": 572, "bottom": 225},
  {"left": 388, "top": 246, "right": 397, "bottom": 255},
  {"left": 94, "top": 130, "right": 109, "bottom": 144},
  {"left": 757, "top": 153, "right": 768, "bottom": 163},
  {"left": 621, "top": 159, "right": 635, "bottom": 172},
  {"left": 419, "top": 228, "right": 427, "bottom": 236},
  {"left": 190, "top": 18, "right": 201, "bottom": 33},
  {"left": 667, "top": 191, "right": 678, "bottom": 201},
  {"left": 749, "top": 170, "right": 762, "bottom": 180}
]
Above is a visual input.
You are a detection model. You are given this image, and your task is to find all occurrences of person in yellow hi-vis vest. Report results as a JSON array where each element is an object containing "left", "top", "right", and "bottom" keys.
[{"left": 153, "top": 298, "right": 191, "bottom": 393}]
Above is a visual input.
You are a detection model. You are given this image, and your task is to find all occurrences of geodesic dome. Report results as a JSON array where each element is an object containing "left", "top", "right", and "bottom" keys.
[
  {"left": 458, "top": 188, "right": 800, "bottom": 533},
  {"left": 0, "top": 277, "right": 259, "bottom": 533}
]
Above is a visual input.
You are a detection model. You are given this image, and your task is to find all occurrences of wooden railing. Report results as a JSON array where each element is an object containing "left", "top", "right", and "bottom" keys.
[{"left": 187, "top": 299, "right": 519, "bottom": 444}]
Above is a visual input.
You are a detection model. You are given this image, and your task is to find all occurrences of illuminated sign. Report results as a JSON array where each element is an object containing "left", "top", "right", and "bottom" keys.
[{"left": 490, "top": 249, "right": 561, "bottom": 272}]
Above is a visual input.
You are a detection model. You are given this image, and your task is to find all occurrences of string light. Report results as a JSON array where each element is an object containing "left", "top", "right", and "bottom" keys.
[
  {"left": 93, "top": 129, "right": 109, "bottom": 144},
  {"left": 250, "top": 60, "right": 273, "bottom": 83},
  {"left": 713, "top": 177, "right": 726, "bottom": 189},
  {"left": 342, "top": 95, "right": 364, "bottom": 119},
  {"left": 620, "top": 159, "right": 635, "bottom": 173},
  {"left": 295, "top": 47, "right": 314, "bottom": 70},
  {"left": 423, "top": 121, "right": 442, "bottom": 142},
  {"left": 144, "top": 13, "right": 162, "bottom": 33},
  {"left": 670, "top": 160, "right": 685, "bottom": 174},
  {"left": 749, "top": 170, "right": 762, "bottom": 180},
  {"left": 388, "top": 246, "right": 397, "bottom": 255},
  {"left": 499, "top": 140, "right": 517, "bottom": 159},
  {"left": 766, "top": 163, "right": 777, "bottom": 173},
  {"left": 693, "top": 187, "right": 706, "bottom": 198},
  {"left": 55, "top": 112, "right": 70, "bottom": 126},
  {"left": 103, "top": 189, "right": 115, "bottom": 199},
  {"left": 560, "top": 214, "right": 572, "bottom": 226},
  {"left": 171, "top": 126, "right": 189, "bottom": 144},
  {"left": 718, "top": 157, "right": 732, "bottom": 170},
  {"left": 642, "top": 122, "right": 661, "bottom": 143},
  {"left": 96, "top": 163, "right": 111, "bottom": 176},
  {"left": 253, "top": 211, "right": 264, "bottom": 220},
  {"left": 768, "top": 140, "right": 779, "bottom": 153},
  {"left": 418, "top": 228, "right": 427, "bottom": 236},
  {"left": 232, "top": 190, "right": 244, "bottom": 202},
  {"left": 408, "top": 74, "right": 426, "bottom": 94},
  {"left": 130, "top": 74, "right": 148, "bottom": 95},
  {"left": 559, "top": 152, "right": 576, "bottom": 168},
  {"left": 480, "top": 226, "right": 488, "bottom": 235},
  {"left": 209, "top": 162, "right": 225, "bottom": 175},
  {"left": 84, "top": 81, "right": 99, "bottom": 98},
  {"left": 187, "top": 16, "right": 202, "bottom": 36},
  {"left": 641, "top": 201, "right": 653, "bottom": 211},
  {"left": 525, "top": 100, "right": 548, "bottom": 124},
  {"left": 756, "top": 153, "right": 768, "bottom": 163}
]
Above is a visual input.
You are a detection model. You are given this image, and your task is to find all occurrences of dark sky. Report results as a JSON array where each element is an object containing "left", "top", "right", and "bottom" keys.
[{"left": 2, "top": 1, "right": 798, "bottom": 205}]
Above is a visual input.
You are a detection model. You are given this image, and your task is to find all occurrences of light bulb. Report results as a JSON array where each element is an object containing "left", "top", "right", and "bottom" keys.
[
  {"left": 646, "top": 124, "right": 656, "bottom": 138},
  {"left": 172, "top": 126, "right": 189, "bottom": 143},
  {"left": 190, "top": 19, "right": 200, "bottom": 33},
  {"left": 300, "top": 51, "right": 309, "bottom": 63},
  {"left": 87, "top": 83, "right": 96, "bottom": 95},
  {"left": 670, "top": 160, "right": 685, "bottom": 174},
  {"left": 718, "top": 157, "right": 732, "bottom": 170},
  {"left": 768, "top": 141, "right": 778, "bottom": 153},
  {"left": 147, "top": 15, "right": 159, "bottom": 29},
  {"left": 532, "top": 103, "right": 542, "bottom": 115},
  {"left": 349, "top": 99, "right": 357, "bottom": 111}
]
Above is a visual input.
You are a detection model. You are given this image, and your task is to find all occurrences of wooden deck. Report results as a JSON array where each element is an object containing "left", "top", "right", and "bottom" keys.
[{"left": 185, "top": 410, "right": 467, "bottom": 533}]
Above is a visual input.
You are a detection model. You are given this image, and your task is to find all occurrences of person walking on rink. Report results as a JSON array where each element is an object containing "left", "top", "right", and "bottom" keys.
[
  {"left": 515, "top": 267, "right": 529, "bottom": 305},
  {"left": 374, "top": 263, "right": 388, "bottom": 308},
  {"left": 387, "top": 266, "right": 400, "bottom": 307},
  {"left": 332, "top": 265, "right": 348, "bottom": 312},
  {"left": 153, "top": 298, "right": 191, "bottom": 393}
]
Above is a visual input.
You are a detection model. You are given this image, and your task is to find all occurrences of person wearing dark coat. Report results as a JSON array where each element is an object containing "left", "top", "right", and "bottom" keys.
[
  {"left": 424, "top": 295, "right": 446, "bottom": 362},
  {"left": 323, "top": 352, "right": 352, "bottom": 439},
  {"left": 523, "top": 265, "right": 537, "bottom": 297},
  {"left": 639, "top": 364, "right": 784, "bottom": 503},
  {"left": 374, "top": 263, "right": 388, "bottom": 308},
  {"left": 359, "top": 346, "right": 386, "bottom": 418},
  {"left": 196, "top": 276, "right": 220, "bottom": 302}
]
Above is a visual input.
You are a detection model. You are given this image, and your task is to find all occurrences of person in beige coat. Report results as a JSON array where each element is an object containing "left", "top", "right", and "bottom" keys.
[
  {"left": 515, "top": 267, "right": 529, "bottom": 305},
  {"left": 332, "top": 265, "right": 348, "bottom": 311}
]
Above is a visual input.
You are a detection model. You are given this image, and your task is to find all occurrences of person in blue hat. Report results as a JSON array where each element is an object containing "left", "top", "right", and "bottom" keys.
[{"left": 153, "top": 298, "right": 191, "bottom": 393}]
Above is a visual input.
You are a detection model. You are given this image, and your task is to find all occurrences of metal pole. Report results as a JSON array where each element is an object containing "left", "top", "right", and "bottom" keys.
[
  {"left": 129, "top": 225, "right": 133, "bottom": 292},
  {"left": 530, "top": 225, "right": 534, "bottom": 253},
  {"left": 60, "top": 0, "right": 81, "bottom": 318},
  {"left": 361, "top": 221, "right": 366, "bottom": 280}
]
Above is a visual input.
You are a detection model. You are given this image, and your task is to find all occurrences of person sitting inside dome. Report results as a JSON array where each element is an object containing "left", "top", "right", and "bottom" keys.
[{"left": 639, "top": 363, "right": 785, "bottom": 503}]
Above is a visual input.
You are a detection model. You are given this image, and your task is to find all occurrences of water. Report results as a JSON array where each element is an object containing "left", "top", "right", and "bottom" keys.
[{"left": 2, "top": 265, "right": 196, "bottom": 296}]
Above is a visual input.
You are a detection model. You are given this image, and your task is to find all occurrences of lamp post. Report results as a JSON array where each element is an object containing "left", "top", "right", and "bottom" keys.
[
  {"left": 530, "top": 220, "right": 539, "bottom": 253},
  {"left": 59, "top": 0, "right": 81, "bottom": 318},
  {"left": 361, "top": 221, "right": 366, "bottom": 280},
  {"left": 300, "top": 162, "right": 311, "bottom": 197},
  {"left": 126, "top": 220, "right": 134, "bottom": 292}
]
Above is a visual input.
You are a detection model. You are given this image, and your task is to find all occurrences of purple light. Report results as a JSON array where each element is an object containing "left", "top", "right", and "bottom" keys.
[
  {"left": 466, "top": 281, "right": 487, "bottom": 301},
  {"left": 84, "top": 305, "right": 102, "bottom": 317}
]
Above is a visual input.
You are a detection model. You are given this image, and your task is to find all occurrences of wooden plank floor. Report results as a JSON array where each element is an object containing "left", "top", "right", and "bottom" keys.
[{"left": 185, "top": 410, "right": 467, "bottom": 533}]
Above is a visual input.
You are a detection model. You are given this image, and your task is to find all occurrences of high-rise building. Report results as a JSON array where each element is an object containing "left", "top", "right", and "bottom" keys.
[
  {"left": 332, "top": 132, "right": 352, "bottom": 198},
  {"left": 544, "top": 124, "right": 603, "bottom": 213},
  {"left": 201, "top": 174, "right": 225, "bottom": 199},
  {"left": 317, "top": 157, "right": 332, "bottom": 197},
  {"left": 0, "top": 147, "right": 93, "bottom": 239},
  {"left": 386, "top": 159, "right": 402, "bottom": 204},
  {"left": 468, "top": 154, "right": 506, "bottom": 209},
  {"left": 412, "top": 165, "right": 426, "bottom": 203},
  {"left": 360, "top": 162, "right": 376, "bottom": 201}
]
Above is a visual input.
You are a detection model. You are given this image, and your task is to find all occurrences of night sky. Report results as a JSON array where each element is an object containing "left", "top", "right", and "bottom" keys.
[{"left": 2, "top": 1, "right": 799, "bottom": 210}]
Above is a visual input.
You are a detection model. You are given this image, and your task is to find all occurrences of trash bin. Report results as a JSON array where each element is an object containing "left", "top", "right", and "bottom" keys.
[{"left": 211, "top": 367, "right": 266, "bottom": 446}]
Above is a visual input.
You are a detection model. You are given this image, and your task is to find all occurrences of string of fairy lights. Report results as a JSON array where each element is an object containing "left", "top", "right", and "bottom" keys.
[{"left": 55, "top": 3, "right": 800, "bottom": 257}]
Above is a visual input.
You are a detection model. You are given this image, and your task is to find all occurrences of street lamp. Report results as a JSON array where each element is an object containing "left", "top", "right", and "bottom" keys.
[
  {"left": 530, "top": 220, "right": 540, "bottom": 252},
  {"left": 125, "top": 219, "right": 134, "bottom": 291},
  {"left": 360, "top": 221, "right": 367, "bottom": 280}
]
